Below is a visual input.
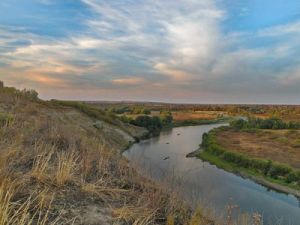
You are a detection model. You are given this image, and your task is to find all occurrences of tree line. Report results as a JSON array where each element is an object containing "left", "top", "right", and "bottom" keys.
[{"left": 230, "top": 117, "right": 300, "bottom": 130}]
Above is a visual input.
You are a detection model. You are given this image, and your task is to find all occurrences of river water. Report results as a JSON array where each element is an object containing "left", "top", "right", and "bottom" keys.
[{"left": 123, "top": 124, "right": 300, "bottom": 225}]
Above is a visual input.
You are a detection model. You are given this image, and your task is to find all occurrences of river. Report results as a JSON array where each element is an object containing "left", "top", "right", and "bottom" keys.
[{"left": 123, "top": 124, "right": 300, "bottom": 225}]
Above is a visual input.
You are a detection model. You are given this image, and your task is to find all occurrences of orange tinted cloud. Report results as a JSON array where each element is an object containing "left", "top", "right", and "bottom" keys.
[
  {"left": 112, "top": 77, "right": 146, "bottom": 85},
  {"left": 154, "top": 63, "right": 191, "bottom": 81},
  {"left": 27, "top": 73, "right": 68, "bottom": 87}
]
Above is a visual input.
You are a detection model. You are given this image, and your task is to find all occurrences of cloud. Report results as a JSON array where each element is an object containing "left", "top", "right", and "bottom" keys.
[
  {"left": 27, "top": 73, "right": 68, "bottom": 87},
  {"left": 278, "top": 66, "right": 300, "bottom": 86},
  {"left": 154, "top": 63, "right": 191, "bottom": 81},
  {"left": 112, "top": 77, "right": 146, "bottom": 85},
  {"left": 1, "top": 0, "right": 300, "bottom": 103},
  {"left": 258, "top": 21, "right": 300, "bottom": 37}
]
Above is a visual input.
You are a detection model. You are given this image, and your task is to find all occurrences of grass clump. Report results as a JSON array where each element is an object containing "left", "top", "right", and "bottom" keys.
[{"left": 55, "top": 150, "right": 78, "bottom": 186}]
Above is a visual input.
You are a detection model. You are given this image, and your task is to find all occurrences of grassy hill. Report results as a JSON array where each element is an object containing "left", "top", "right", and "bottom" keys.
[{"left": 0, "top": 86, "right": 186, "bottom": 225}]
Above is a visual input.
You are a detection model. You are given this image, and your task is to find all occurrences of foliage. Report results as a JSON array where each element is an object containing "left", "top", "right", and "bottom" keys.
[
  {"left": 108, "top": 106, "right": 131, "bottom": 114},
  {"left": 230, "top": 117, "right": 300, "bottom": 130},
  {"left": 130, "top": 115, "right": 162, "bottom": 136},
  {"left": 119, "top": 115, "right": 133, "bottom": 123},
  {"left": 20, "top": 89, "right": 39, "bottom": 101},
  {"left": 0, "top": 86, "right": 39, "bottom": 101},
  {"left": 159, "top": 110, "right": 173, "bottom": 126},
  {"left": 131, "top": 106, "right": 151, "bottom": 115}
]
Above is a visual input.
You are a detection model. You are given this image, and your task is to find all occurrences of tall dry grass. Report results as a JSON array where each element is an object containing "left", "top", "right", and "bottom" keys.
[
  {"left": 55, "top": 150, "right": 78, "bottom": 186},
  {"left": 31, "top": 146, "right": 54, "bottom": 183},
  {"left": 0, "top": 178, "right": 59, "bottom": 225}
]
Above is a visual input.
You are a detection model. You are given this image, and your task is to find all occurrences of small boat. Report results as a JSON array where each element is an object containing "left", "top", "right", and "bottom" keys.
[{"left": 163, "top": 156, "right": 170, "bottom": 160}]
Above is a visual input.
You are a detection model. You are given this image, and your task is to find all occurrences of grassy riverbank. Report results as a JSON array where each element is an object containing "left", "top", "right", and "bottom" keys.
[{"left": 198, "top": 126, "right": 300, "bottom": 196}]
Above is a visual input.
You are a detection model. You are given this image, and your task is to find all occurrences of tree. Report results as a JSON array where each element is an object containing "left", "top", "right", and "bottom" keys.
[
  {"left": 160, "top": 110, "right": 173, "bottom": 126},
  {"left": 230, "top": 119, "right": 248, "bottom": 129},
  {"left": 21, "top": 89, "right": 39, "bottom": 101},
  {"left": 143, "top": 108, "right": 151, "bottom": 115},
  {"left": 131, "top": 115, "right": 162, "bottom": 135}
]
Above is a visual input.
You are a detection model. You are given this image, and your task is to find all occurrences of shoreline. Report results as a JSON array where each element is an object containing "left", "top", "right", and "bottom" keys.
[{"left": 196, "top": 150, "right": 300, "bottom": 198}]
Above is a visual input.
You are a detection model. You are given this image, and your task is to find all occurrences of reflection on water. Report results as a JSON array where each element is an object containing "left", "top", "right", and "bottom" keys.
[{"left": 123, "top": 124, "right": 300, "bottom": 225}]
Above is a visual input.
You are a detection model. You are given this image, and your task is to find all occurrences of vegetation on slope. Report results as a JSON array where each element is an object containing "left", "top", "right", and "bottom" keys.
[
  {"left": 0, "top": 86, "right": 187, "bottom": 224},
  {"left": 50, "top": 100, "right": 149, "bottom": 140}
]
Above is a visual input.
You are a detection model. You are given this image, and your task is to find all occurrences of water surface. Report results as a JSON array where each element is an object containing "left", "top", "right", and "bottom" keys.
[{"left": 123, "top": 124, "right": 300, "bottom": 225}]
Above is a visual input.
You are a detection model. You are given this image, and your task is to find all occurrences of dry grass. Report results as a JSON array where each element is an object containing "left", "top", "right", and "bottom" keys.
[
  {"left": 172, "top": 111, "right": 222, "bottom": 122},
  {"left": 0, "top": 178, "right": 59, "bottom": 225},
  {"left": 216, "top": 129, "right": 300, "bottom": 169},
  {"left": 80, "top": 181, "right": 128, "bottom": 203},
  {"left": 54, "top": 150, "right": 78, "bottom": 186},
  {"left": 31, "top": 146, "right": 54, "bottom": 183},
  {"left": 113, "top": 205, "right": 158, "bottom": 225}
]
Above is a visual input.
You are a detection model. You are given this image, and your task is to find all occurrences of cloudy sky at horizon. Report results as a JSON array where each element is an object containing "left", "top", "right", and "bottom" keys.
[{"left": 0, "top": 0, "right": 300, "bottom": 104}]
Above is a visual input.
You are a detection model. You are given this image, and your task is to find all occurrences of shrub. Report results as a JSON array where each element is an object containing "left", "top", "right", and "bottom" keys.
[
  {"left": 159, "top": 110, "right": 173, "bottom": 126},
  {"left": 286, "top": 172, "right": 298, "bottom": 183},
  {"left": 268, "top": 163, "right": 292, "bottom": 179},
  {"left": 131, "top": 115, "right": 162, "bottom": 135},
  {"left": 20, "top": 89, "right": 39, "bottom": 101}
]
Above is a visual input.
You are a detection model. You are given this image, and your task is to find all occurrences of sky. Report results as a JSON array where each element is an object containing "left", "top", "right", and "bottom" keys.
[{"left": 0, "top": 0, "right": 300, "bottom": 104}]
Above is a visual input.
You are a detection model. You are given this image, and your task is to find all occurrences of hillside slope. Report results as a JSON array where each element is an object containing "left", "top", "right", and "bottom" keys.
[{"left": 0, "top": 87, "right": 185, "bottom": 225}]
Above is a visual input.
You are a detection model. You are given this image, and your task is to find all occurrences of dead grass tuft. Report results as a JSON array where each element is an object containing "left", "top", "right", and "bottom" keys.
[
  {"left": 113, "top": 205, "right": 158, "bottom": 225},
  {"left": 55, "top": 150, "right": 78, "bottom": 186}
]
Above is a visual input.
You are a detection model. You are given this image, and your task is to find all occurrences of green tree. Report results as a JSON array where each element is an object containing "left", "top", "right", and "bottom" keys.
[{"left": 160, "top": 110, "right": 173, "bottom": 126}]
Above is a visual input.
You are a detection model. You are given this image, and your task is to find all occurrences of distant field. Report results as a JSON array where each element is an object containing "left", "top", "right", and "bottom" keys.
[
  {"left": 215, "top": 129, "right": 300, "bottom": 169},
  {"left": 251, "top": 112, "right": 300, "bottom": 123},
  {"left": 171, "top": 111, "right": 224, "bottom": 121}
]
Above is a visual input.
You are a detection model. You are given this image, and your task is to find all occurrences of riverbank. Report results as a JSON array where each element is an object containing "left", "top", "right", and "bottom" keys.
[
  {"left": 197, "top": 127, "right": 300, "bottom": 198},
  {"left": 198, "top": 151, "right": 300, "bottom": 198}
]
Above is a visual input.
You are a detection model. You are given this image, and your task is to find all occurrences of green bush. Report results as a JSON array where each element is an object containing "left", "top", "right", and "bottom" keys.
[
  {"left": 159, "top": 110, "right": 173, "bottom": 126},
  {"left": 268, "top": 163, "right": 292, "bottom": 179},
  {"left": 285, "top": 172, "right": 298, "bottom": 183},
  {"left": 131, "top": 115, "right": 162, "bottom": 136}
]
